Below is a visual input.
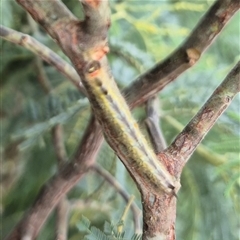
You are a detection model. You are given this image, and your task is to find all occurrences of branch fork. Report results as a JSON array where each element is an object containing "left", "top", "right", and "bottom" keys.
[{"left": 3, "top": 0, "right": 239, "bottom": 239}]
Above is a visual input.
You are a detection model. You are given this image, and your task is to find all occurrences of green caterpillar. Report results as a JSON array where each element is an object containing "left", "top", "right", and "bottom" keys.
[{"left": 83, "top": 60, "right": 177, "bottom": 196}]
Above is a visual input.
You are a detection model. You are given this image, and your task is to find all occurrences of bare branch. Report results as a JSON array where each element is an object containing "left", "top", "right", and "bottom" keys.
[
  {"left": 70, "top": 199, "right": 111, "bottom": 212},
  {"left": 35, "top": 52, "right": 70, "bottom": 240},
  {"left": 0, "top": 25, "right": 84, "bottom": 92},
  {"left": 160, "top": 61, "right": 240, "bottom": 177},
  {"left": 52, "top": 125, "right": 67, "bottom": 169},
  {"left": 91, "top": 164, "right": 142, "bottom": 234},
  {"left": 145, "top": 96, "right": 167, "bottom": 153},
  {"left": 52, "top": 125, "right": 69, "bottom": 240},
  {"left": 163, "top": 115, "right": 227, "bottom": 166},
  {"left": 118, "top": 195, "right": 135, "bottom": 234},
  {"left": 124, "top": 0, "right": 240, "bottom": 108},
  {"left": 16, "top": 0, "right": 78, "bottom": 44},
  {"left": 55, "top": 199, "right": 69, "bottom": 240},
  {"left": 15, "top": 0, "right": 110, "bottom": 65},
  {"left": 34, "top": 57, "right": 52, "bottom": 92},
  {"left": 5, "top": 116, "right": 102, "bottom": 240}
]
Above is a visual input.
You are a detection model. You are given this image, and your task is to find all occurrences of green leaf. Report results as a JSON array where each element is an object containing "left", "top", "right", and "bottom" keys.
[{"left": 77, "top": 215, "right": 91, "bottom": 233}]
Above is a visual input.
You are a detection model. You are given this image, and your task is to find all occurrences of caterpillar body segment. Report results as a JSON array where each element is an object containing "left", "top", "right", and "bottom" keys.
[{"left": 83, "top": 61, "right": 177, "bottom": 195}]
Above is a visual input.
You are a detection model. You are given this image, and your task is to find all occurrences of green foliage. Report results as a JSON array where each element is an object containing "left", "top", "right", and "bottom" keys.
[
  {"left": 1, "top": 0, "right": 239, "bottom": 240},
  {"left": 77, "top": 216, "right": 141, "bottom": 240}
]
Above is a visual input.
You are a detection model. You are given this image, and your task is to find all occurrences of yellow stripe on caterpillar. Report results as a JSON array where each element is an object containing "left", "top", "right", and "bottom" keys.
[{"left": 83, "top": 60, "right": 177, "bottom": 195}]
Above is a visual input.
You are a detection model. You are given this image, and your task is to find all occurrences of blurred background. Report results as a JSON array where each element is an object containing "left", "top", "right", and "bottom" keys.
[{"left": 1, "top": 0, "right": 239, "bottom": 239}]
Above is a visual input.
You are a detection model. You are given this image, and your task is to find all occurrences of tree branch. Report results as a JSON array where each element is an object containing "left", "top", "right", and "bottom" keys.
[
  {"left": 16, "top": 0, "right": 78, "bottom": 45},
  {"left": 5, "top": 115, "right": 103, "bottom": 240},
  {"left": 160, "top": 61, "right": 240, "bottom": 177},
  {"left": 52, "top": 125, "right": 69, "bottom": 240},
  {"left": 145, "top": 96, "right": 167, "bottom": 153},
  {"left": 70, "top": 199, "right": 111, "bottom": 212},
  {"left": 123, "top": 0, "right": 240, "bottom": 108},
  {"left": 52, "top": 125, "right": 68, "bottom": 169},
  {"left": 0, "top": 25, "right": 84, "bottom": 92},
  {"left": 163, "top": 115, "right": 227, "bottom": 166},
  {"left": 54, "top": 199, "right": 69, "bottom": 240},
  {"left": 35, "top": 49, "right": 70, "bottom": 240},
  {"left": 91, "top": 164, "right": 142, "bottom": 234}
]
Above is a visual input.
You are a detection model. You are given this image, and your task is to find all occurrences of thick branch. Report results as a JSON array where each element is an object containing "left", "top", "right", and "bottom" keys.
[
  {"left": 16, "top": 0, "right": 78, "bottom": 46},
  {"left": 5, "top": 116, "right": 103, "bottom": 239},
  {"left": 124, "top": 0, "right": 240, "bottom": 108},
  {"left": 16, "top": 0, "right": 110, "bottom": 64}
]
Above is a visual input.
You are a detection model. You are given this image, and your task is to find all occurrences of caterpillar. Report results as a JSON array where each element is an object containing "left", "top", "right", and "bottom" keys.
[{"left": 82, "top": 60, "right": 177, "bottom": 196}]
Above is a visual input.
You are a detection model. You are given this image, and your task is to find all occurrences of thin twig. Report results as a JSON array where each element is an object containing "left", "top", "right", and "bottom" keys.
[
  {"left": 145, "top": 96, "right": 167, "bottom": 153},
  {"left": 91, "top": 164, "right": 142, "bottom": 234},
  {"left": 52, "top": 125, "right": 67, "bottom": 169},
  {"left": 70, "top": 199, "right": 112, "bottom": 212},
  {"left": 0, "top": 25, "right": 84, "bottom": 92},
  {"left": 54, "top": 199, "right": 69, "bottom": 240},
  {"left": 117, "top": 195, "right": 135, "bottom": 234},
  {"left": 52, "top": 125, "right": 69, "bottom": 240}
]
